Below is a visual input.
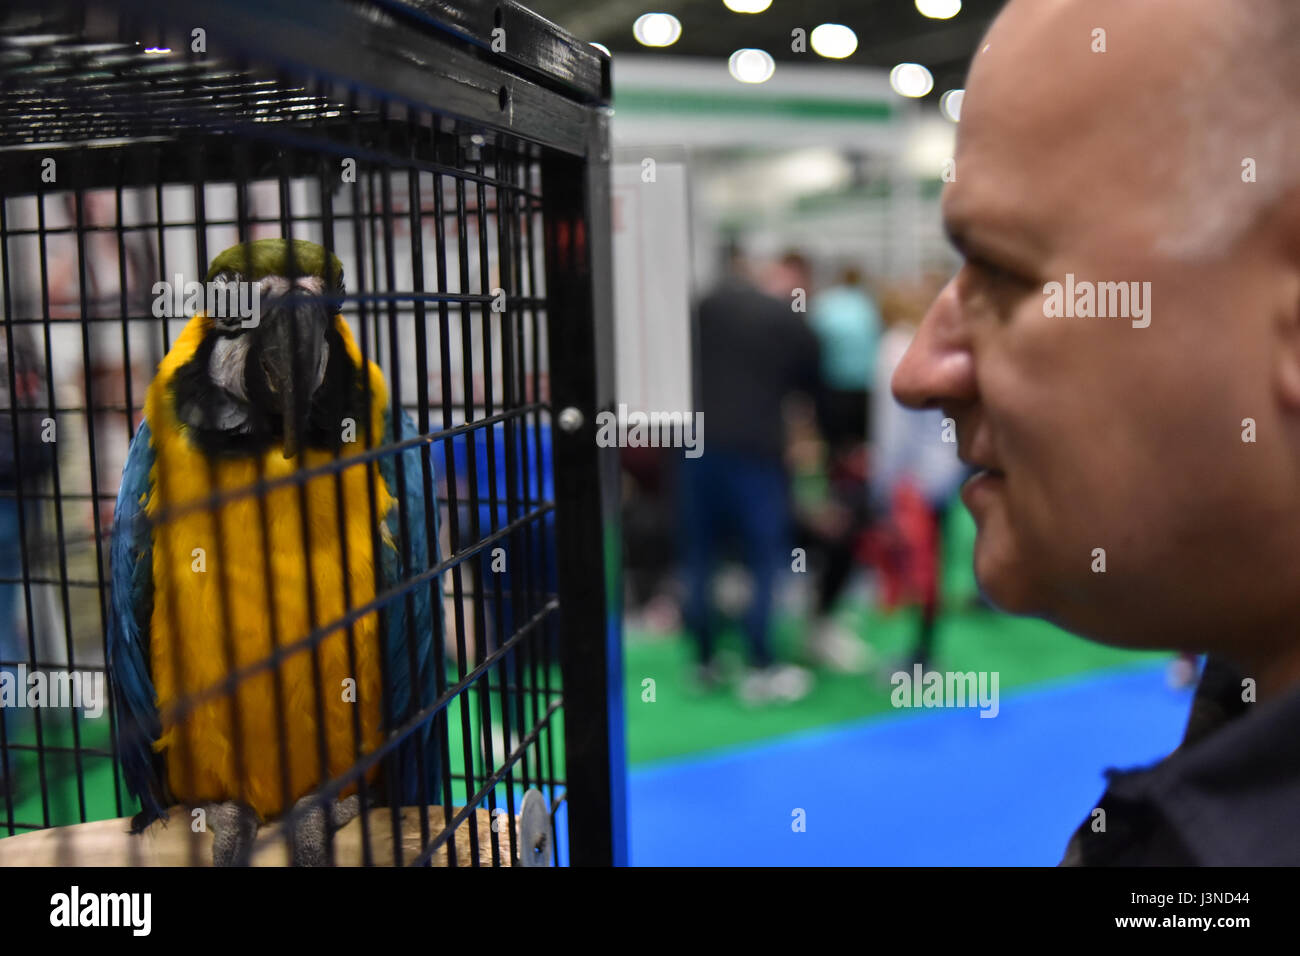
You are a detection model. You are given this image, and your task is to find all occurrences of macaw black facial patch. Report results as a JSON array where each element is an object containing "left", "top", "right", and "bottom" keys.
[{"left": 172, "top": 324, "right": 372, "bottom": 458}]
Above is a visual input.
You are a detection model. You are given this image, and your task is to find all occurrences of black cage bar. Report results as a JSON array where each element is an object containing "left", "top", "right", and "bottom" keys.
[{"left": 0, "top": 0, "right": 624, "bottom": 866}]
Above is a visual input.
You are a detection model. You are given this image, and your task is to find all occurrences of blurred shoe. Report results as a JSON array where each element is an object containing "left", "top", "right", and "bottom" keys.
[
  {"left": 768, "top": 663, "right": 813, "bottom": 702},
  {"left": 691, "top": 659, "right": 726, "bottom": 692},
  {"left": 738, "top": 668, "right": 775, "bottom": 705},
  {"left": 808, "top": 620, "right": 872, "bottom": 674},
  {"left": 739, "top": 664, "right": 813, "bottom": 705}
]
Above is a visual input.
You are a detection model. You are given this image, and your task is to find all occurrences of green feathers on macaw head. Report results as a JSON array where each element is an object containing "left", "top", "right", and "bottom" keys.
[
  {"left": 173, "top": 238, "right": 366, "bottom": 460},
  {"left": 205, "top": 237, "right": 345, "bottom": 289}
]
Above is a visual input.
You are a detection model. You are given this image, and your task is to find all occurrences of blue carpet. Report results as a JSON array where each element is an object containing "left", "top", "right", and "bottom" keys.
[{"left": 627, "top": 662, "right": 1193, "bottom": 866}]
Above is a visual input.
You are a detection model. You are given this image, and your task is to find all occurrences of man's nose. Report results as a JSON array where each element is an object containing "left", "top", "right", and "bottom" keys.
[{"left": 892, "top": 278, "right": 977, "bottom": 411}]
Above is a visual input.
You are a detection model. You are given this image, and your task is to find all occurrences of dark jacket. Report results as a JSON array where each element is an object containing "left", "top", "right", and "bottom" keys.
[
  {"left": 1060, "top": 655, "right": 1299, "bottom": 865},
  {"left": 695, "top": 277, "right": 822, "bottom": 462}
]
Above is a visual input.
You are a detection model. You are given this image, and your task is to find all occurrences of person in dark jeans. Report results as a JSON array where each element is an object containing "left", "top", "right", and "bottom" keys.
[
  {"left": 680, "top": 250, "right": 822, "bottom": 704},
  {"left": 680, "top": 448, "right": 788, "bottom": 667}
]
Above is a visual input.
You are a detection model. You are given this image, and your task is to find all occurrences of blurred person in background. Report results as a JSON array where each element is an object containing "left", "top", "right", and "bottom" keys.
[
  {"left": 680, "top": 247, "right": 820, "bottom": 704},
  {"left": 802, "top": 266, "right": 883, "bottom": 673},
  {"left": 893, "top": 0, "right": 1300, "bottom": 864},
  {"left": 868, "top": 281, "right": 966, "bottom": 670},
  {"left": 0, "top": 327, "right": 56, "bottom": 800},
  {"left": 811, "top": 266, "right": 881, "bottom": 448}
]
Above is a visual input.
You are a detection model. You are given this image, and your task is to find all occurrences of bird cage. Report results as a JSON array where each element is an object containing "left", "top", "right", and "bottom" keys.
[{"left": 0, "top": 0, "right": 625, "bottom": 866}]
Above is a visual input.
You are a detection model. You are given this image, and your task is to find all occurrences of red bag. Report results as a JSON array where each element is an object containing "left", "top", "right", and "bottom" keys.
[{"left": 857, "top": 479, "right": 938, "bottom": 611}]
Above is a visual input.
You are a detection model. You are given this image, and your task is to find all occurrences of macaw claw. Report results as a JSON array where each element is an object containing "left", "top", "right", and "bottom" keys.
[
  {"left": 288, "top": 794, "right": 360, "bottom": 866},
  {"left": 208, "top": 801, "right": 260, "bottom": 867}
]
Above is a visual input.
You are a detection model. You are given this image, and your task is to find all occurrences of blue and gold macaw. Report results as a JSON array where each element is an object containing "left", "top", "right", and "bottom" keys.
[{"left": 107, "top": 238, "right": 442, "bottom": 865}]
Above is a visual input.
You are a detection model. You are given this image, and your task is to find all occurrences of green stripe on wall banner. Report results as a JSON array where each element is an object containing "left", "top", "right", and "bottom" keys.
[{"left": 613, "top": 88, "right": 895, "bottom": 122}]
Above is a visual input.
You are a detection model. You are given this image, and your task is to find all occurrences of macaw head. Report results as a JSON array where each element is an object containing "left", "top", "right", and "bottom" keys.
[{"left": 172, "top": 238, "right": 358, "bottom": 459}]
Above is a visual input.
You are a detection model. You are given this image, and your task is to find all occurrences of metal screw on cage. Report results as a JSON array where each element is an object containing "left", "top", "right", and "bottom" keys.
[{"left": 557, "top": 406, "right": 585, "bottom": 432}]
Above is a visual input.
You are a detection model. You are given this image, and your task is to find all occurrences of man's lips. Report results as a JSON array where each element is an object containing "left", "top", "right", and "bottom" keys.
[
  {"left": 955, "top": 432, "right": 1003, "bottom": 485},
  {"left": 961, "top": 466, "right": 1006, "bottom": 507},
  {"left": 958, "top": 454, "right": 1005, "bottom": 480}
]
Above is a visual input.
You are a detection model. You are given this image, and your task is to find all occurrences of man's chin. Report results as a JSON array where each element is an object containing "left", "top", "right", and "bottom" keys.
[
  {"left": 971, "top": 540, "right": 1042, "bottom": 616},
  {"left": 973, "top": 545, "right": 1169, "bottom": 648}
]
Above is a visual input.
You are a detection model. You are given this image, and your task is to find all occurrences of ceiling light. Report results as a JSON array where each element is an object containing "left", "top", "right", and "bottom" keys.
[
  {"left": 890, "top": 62, "right": 934, "bottom": 98},
  {"left": 633, "top": 13, "right": 682, "bottom": 47},
  {"left": 723, "top": 0, "right": 772, "bottom": 12},
  {"left": 729, "top": 48, "right": 775, "bottom": 84},
  {"left": 916, "top": 0, "right": 962, "bottom": 19},
  {"left": 810, "top": 24, "right": 857, "bottom": 59},
  {"left": 940, "top": 88, "right": 964, "bottom": 122}
]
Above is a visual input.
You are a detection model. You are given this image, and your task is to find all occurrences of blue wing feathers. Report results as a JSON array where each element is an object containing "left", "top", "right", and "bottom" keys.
[
  {"left": 106, "top": 420, "right": 167, "bottom": 829},
  {"left": 377, "top": 408, "right": 443, "bottom": 806}
]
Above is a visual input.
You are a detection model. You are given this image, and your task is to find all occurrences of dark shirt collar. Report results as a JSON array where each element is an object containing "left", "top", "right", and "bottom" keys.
[{"left": 1061, "top": 655, "right": 1300, "bottom": 865}]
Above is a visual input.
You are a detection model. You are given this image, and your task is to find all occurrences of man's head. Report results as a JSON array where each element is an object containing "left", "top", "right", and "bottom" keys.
[
  {"left": 722, "top": 241, "right": 750, "bottom": 280},
  {"left": 762, "top": 250, "right": 813, "bottom": 299},
  {"left": 892, "top": 0, "right": 1300, "bottom": 671}
]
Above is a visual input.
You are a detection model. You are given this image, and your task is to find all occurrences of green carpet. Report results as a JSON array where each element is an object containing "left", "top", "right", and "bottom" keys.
[
  {"left": 623, "top": 505, "right": 1165, "bottom": 765},
  {"left": 623, "top": 607, "right": 1163, "bottom": 766}
]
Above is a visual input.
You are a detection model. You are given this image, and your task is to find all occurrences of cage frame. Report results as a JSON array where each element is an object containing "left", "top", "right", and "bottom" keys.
[{"left": 0, "top": 0, "right": 626, "bottom": 867}]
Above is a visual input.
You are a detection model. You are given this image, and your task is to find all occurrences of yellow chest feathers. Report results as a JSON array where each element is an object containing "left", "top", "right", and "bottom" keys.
[{"left": 140, "top": 316, "right": 395, "bottom": 818}]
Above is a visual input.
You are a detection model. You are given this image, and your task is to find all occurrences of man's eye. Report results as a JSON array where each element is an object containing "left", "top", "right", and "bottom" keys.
[
  {"left": 971, "top": 258, "right": 1027, "bottom": 286},
  {"left": 959, "top": 258, "right": 1038, "bottom": 303}
]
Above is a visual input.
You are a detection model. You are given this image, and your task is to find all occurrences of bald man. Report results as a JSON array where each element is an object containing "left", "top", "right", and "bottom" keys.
[{"left": 893, "top": 0, "right": 1300, "bottom": 865}]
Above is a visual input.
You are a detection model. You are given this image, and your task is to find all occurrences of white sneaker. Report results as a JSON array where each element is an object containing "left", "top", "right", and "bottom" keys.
[
  {"left": 767, "top": 663, "right": 813, "bottom": 702},
  {"left": 739, "top": 664, "right": 813, "bottom": 705},
  {"left": 691, "top": 660, "right": 726, "bottom": 692},
  {"left": 809, "top": 620, "right": 872, "bottom": 674},
  {"left": 738, "top": 668, "right": 775, "bottom": 705}
]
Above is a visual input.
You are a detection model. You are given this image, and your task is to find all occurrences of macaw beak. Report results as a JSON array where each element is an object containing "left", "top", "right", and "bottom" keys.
[{"left": 259, "top": 296, "right": 329, "bottom": 459}]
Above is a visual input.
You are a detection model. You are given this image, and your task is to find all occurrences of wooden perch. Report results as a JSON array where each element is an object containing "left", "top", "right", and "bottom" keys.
[{"left": 0, "top": 806, "right": 512, "bottom": 866}]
